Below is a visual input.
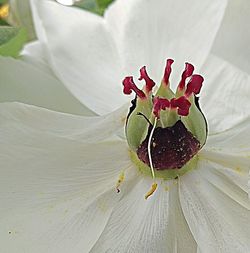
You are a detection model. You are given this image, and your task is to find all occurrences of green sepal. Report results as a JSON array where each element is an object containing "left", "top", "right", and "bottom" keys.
[
  {"left": 181, "top": 95, "right": 207, "bottom": 146},
  {"left": 158, "top": 110, "right": 179, "bottom": 128},
  {"left": 126, "top": 97, "right": 152, "bottom": 151},
  {"left": 156, "top": 81, "right": 175, "bottom": 99}
]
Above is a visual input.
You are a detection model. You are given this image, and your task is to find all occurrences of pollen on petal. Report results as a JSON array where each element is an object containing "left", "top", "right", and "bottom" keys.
[
  {"left": 145, "top": 183, "right": 158, "bottom": 200},
  {"left": 153, "top": 97, "right": 170, "bottom": 118},
  {"left": 171, "top": 96, "right": 191, "bottom": 116},
  {"left": 116, "top": 171, "right": 125, "bottom": 193},
  {"left": 123, "top": 76, "right": 146, "bottom": 99},
  {"left": 163, "top": 59, "right": 174, "bottom": 85},
  {"left": 139, "top": 66, "right": 155, "bottom": 93},
  {"left": 185, "top": 74, "right": 204, "bottom": 97},
  {"left": 178, "top": 62, "right": 194, "bottom": 90}
]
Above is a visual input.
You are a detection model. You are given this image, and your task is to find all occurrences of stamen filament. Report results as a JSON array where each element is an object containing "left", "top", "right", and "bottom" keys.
[
  {"left": 148, "top": 118, "right": 157, "bottom": 179},
  {"left": 145, "top": 182, "right": 158, "bottom": 200},
  {"left": 145, "top": 118, "right": 158, "bottom": 200}
]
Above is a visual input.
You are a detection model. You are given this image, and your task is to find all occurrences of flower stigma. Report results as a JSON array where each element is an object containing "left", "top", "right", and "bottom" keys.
[{"left": 123, "top": 59, "right": 208, "bottom": 198}]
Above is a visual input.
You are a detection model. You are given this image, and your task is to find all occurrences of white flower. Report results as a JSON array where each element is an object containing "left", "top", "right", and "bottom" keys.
[{"left": 0, "top": 0, "right": 250, "bottom": 253}]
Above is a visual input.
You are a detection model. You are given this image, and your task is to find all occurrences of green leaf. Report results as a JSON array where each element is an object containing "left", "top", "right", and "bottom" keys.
[
  {"left": 0, "top": 19, "right": 9, "bottom": 26},
  {"left": 75, "top": 0, "right": 97, "bottom": 9},
  {"left": 0, "top": 0, "right": 8, "bottom": 5},
  {"left": 96, "top": 0, "right": 113, "bottom": 9},
  {"left": 0, "top": 26, "right": 27, "bottom": 57},
  {"left": 75, "top": 0, "right": 114, "bottom": 15}
]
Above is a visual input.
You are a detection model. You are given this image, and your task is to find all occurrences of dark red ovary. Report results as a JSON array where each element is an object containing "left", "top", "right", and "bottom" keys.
[{"left": 137, "top": 121, "right": 200, "bottom": 170}]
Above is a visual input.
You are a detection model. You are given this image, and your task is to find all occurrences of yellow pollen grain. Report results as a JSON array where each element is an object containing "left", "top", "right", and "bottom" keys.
[
  {"left": 0, "top": 4, "right": 9, "bottom": 19},
  {"left": 145, "top": 183, "right": 158, "bottom": 200},
  {"left": 164, "top": 186, "right": 169, "bottom": 191},
  {"left": 116, "top": 171, "right": 125, "bottom": 193},
  {"left": 234, "top": 167, "right": 243, "bottom": 174}
]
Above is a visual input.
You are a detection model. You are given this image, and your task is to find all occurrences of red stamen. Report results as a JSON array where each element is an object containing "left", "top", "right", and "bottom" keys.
[
  {"left": 163, "top": 59, "right": 174, "bottom": 85},
  {"left": 171, "top": 96, "right": 191, "bottom": 116},
  {"left": 123, "top": 76, "right": 146, "bottom": 99},
  {"left": 153, "top": 97, "right": 170, "bottom": 118},
  {"left": 185, "top": 74, "right": 204, "bottom": 97},
  {"left": 138, "top": 66, "right": 155, "bottom": 93},
  {"left": 178, "top": 63, "right": 194, "bottom": 90}
]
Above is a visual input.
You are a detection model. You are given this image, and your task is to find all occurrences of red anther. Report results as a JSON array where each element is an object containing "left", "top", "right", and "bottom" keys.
[
  {"left": 163, "top": 59, "right": 174, "bottom": 85},
  {"left": 185, "top": 74, "right": 204, "bottom": 97},
  {"left": 138, "top": 66, "right": 155, "bottom": 93},
  {"left": 153, "top": 97, "right": 170, "bottom": 118},
  {"left": 171, "top": 96, "right": 191, "bottom": 116},
  {"left": 178, "top": 62, "right": 194, "bottom": 90},
  {"left": 123, "top": 76, "right": 146, "bottom": 99}
]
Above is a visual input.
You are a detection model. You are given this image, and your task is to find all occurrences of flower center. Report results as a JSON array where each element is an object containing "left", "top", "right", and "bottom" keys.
[{"left": 123, "top": 59, "right": 207, "bottom": 181}]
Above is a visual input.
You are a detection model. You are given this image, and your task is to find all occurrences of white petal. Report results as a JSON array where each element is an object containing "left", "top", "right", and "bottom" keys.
[
  {"left": 0, "top": 57, "right": 94, "bottom": 116},
  {"left": 200, "top": 160, "right": 249, "bottom": 209},
  {"left": 29, "top": 0, "right": 47, "bottom": 43},
  {"left": 200, "top": 54, "right": 250, "bottom": 133},
  {"left": 56, "top": 0, "right": 75, "bottom": 6},
  {"left": 91, "top": 177, "right": 196, "bottom": 253},
  {"left": 201, "top": 118, "right": 250, "bottom": 200},
  {"left": 0, "top": 102, "right": 127, "bottom": 142},
  {"left": 105, "top": 0, "right": 227, "bottom": 87},
  {"left": 179, "top": 165, "right": 250, "bottom": 253},
  {"left": 212, "top": 0, "right": 250, "bottom": 74},
  {"left": 31, "top": 0, "right": 126, "bottom": 114},
  {"left": 0, "top": 187, "right": 122, "bottom": 253},
  {"left": 0, "top": 105, "right": 132, "bottom": 252},
  {"left": 21, "top": 41, "right": 51, "bottom": 73},
  {"left": 202, "top": 117, "right": 250, "bottom": 172}
]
